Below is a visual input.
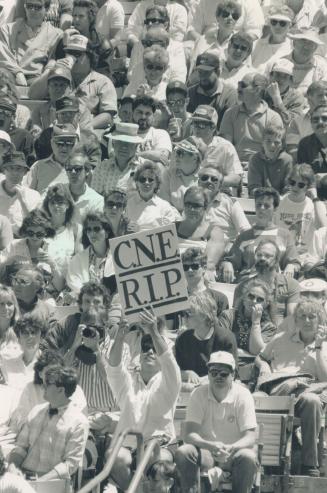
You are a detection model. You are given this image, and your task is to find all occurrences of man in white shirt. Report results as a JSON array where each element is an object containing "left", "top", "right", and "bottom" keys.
[{"left": 95, "top": 0, "right": 124, "bottom": 43}]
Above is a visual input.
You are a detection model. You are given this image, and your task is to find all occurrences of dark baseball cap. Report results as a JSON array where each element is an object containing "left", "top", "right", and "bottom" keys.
[
  {"left": 196, "top": 51, "right": 220, "bottom": 71},
  {"left": 2, "top": 151, "right": 29, "bottom": 169},
  {"left": 0, "top": 96, "right": 16, "bottom": 113},
  {"left": 55, "top": 96, "right": 79, "bottom": 113},
  {"left": 48, "top": 65, "right": 72, "bottom": 84},
  {"left": 52, "top": 123, "right": 78, "bottom": 139},
  {"left": 166, "top": 80, "right": 188, "bottom": 97}
]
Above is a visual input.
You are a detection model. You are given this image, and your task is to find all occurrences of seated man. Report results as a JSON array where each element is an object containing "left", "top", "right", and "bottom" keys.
[
  {"left": 297, "top": 104, "right": 327, "bottom": 178},
  {"left": 256, "top": 300, "right": 327, "bottom": 477},
  {"left": 175, "top": 351, "right": 257, "bottom": 493},
  {"left": 7, "top": 364, "right": 88, "bottom": 481},
  {"left": 105, "top": 308, "right": 181, "bottom": 491}
]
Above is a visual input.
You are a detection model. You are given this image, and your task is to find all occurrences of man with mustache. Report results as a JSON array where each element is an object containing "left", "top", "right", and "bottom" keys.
[{"left": 298, "top": 104, "right": 327, "bottom": 181}]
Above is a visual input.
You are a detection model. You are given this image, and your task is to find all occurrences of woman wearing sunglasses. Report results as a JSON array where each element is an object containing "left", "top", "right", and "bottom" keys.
[
  {"left": 66, "top": 212, "right": 114, "bottom": 296},
  {"left": 275, "top": 164, "right": 327, "bottom": 262},
  {"left": 126, "top": 161, "right": 180, "bottom": 231},
  {"left": 252, "top": 6, "right": 294, "bottom": 73}
]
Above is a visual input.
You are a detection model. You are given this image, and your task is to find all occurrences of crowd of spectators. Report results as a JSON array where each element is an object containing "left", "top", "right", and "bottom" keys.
[{"left": 0, "top": 0, "right": 327, "bottom": 492}]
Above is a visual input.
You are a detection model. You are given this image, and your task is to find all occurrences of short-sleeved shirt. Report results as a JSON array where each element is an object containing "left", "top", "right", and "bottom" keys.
[
  {"left": 24, "top": 155, "right": 68, "bottom": 194},
  {"left": 91, "top": 155, "right": 143, "bottom": 196},
  {"left": 204, "top": 136, "right": 243, "bottom": 175},
  {"left": 137, "top": 126, "right": 172, "bottom": 154},
  {"left": 248, "top": 151, "right": 293, "bottom": 196},
  {"left": 75, "top": 70, "right": 117, "bottom": 116},
  {"left": 186, "top": 382, "right": 257, "bottom": 444},
  {"left": 95, "top": 0, "right": 124, "bottom": 41},
  {"left": 126, "top": 193, "right": 180, "bottom": 231}
]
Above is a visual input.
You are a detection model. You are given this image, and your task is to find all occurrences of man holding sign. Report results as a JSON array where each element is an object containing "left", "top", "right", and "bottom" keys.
[{"left": 105, "top": 308, "right": 181, "bottom": 492}]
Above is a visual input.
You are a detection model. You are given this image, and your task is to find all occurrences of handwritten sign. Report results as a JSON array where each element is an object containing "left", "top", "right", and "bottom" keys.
[{"left": 110, "top": 224, "right": 189, "bottom": 321}]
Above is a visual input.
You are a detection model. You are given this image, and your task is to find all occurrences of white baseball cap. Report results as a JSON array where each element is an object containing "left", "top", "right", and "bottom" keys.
[
  {"left": 207, "top": 351, "right": 235, "bottom": 370},
  {"left": 300, "top": 278, "right": 327, "bottom": 293}
]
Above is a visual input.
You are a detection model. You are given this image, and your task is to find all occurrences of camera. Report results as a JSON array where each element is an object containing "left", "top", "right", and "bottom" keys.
[{"left": 82, "top": 325, "right": 104, "bottom": 339}]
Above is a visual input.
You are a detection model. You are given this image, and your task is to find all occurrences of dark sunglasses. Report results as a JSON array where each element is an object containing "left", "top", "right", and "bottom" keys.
[
  {"left": 105, "top": 201, "right": 124, "bottom": 209},
  {"left": 25, "top": 230, "right": 45, "bottom": 239},
  {"left": 231, "top": 42, "right": 249, "bottom": 52},
  {"left": 209, "top": 369, "right": 231, "bottom": 378},
  {"left": 184, "top": 202, "right": 204, "bottom": 210},
  {"left": 141, "top": 344, "right": 156, "bottom": 353},
  {"left": 270, "top": 19, "right": 288, "bottom": 27},
  {"left": 167, "top": 99, "right": 185, "bottom": 107},
  {"left": 193, "top": 121, "right": 213, "bottom": 129},
  {"left": 183, "top": 263, "right": 201, "bottom": 272},
  {"left": 247, "top": 293, "right": 265, "bottom": 303},
  {"left": 65, "top": 165, "right": 84, "bottom": 173},
  {"left": 311, "top": 115, "right": 327, "bottom": 124},
  {"left": 288, "top": 179, "right": 307, "bottom": 189},
  {"left": 145, "top": 63, "right": 165, "bottom": 71},
  {"left": 219, "top": 9, "right": 240, "bottom": 21},
  {"left": 86, "top": 225, "right": 103, "bottom": 233},
  {"left": 25, "top": 3, "right": 43, "bottom": 10},
  {"left": 199, "top": 174, "right": 219, "bottom": 183},
  {"left": 144, "top": 17, "right": 165, "bottom": 25},
  {"left": 138, "top": 176, "right": 155, "bottom": 184},
  {"left": 55, "top": 141, "right": 75, "bottom": 148}
]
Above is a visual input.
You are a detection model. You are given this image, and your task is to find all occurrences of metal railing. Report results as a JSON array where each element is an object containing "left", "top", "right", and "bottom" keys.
[
  {"left": 78, "top": 430, "right": 144, "bottom": 493},
  {"left": 126, "top": 438, "right": 159, "bottom": 493}
]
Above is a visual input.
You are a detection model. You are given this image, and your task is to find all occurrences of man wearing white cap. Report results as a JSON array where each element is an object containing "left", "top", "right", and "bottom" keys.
[{"left": 175, "top": 351, "right": 257, "bottom": 493}]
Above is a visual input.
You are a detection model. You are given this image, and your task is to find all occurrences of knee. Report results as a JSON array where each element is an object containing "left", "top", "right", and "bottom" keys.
[
  {"left": 175, "top": 444, "right": 199, "bottom": 466},
  {"left": 233, "top": 448, "right": 257, "bottom": 469},
  {"left": 300, "top": 393, "right": 322, "bottom": 410}
]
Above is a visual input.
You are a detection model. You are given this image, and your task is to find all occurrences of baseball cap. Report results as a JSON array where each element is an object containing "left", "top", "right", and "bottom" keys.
[
  {"left": 196, "top": 51, "right": 220, "bottom": 71},
  {"left": 300, "top": 278, "right": 327, "bottom": 293},
  {"left": 191, "top": 105, "right": 218, "bottom": 126},
  {"left": 55, "top": 96, "right": 79, "bottom": 113},
  {"left": 166, "top": 80, "right": 188, "bottom": 97},
  {"left": 0, "top": 97, "right": 16, "bottom": 113},
  {"left": 207, "top": 351, "right": 235, "bottom": 370},
  {"left": 48, "top": 65, "right": 72, "bottom": 84},
  {"left": 64, "top": 34, "right": 88, "bottom": 52},
  {"left": 2, "top": 151, "right": 29, "bottom": 169},
  {"left": 289, "top": 28, "right": 323, "bottom": 46},
  {"left": 0, "top": 130, "right": 14, "bottom": 149},
  {"left": 52, "top": 123, "right": 78, "bottom": 140},
  {"left": 270, "top": 58, "right": 294, "bottom": 76}
]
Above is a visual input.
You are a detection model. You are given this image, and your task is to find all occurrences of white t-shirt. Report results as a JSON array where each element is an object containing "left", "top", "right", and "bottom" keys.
[
  {"left": 138, "top": 126, "right": 172, "bottom": 154},
  {"left": 95, "top": 0, "right": 124, "bottom": 40}
]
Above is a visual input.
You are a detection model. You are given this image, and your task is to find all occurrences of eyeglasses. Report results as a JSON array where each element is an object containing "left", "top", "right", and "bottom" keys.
[
  {"left": 25, "top": 3, "right": 44, "bottom": 11},
  {"left": 311, "top": 115, "right": 327, "bottom": 124},
  {"left": 184, "top": 202, "right": 205, "bottom": 210},
  {"left": 54, "top": 141, "right": 76, "bottom": 148},
  {"left": 144, "top": 17, "right": 165, "bottom": 25},
  {"left": 145, "top": 63, "right": 165, "bottom": 71},
  {"left": 20, "top": 329, "right": 39, "bottom": 336},
  {"left": 12, "top": 277, "right": 32, "bottom": 286},
  {"left": 199, "top": 174, "right": 220, "bottom": 183},
  {"left": 25, "top": 230, "right": 45, "bottom": 239},
  {"left": 218, "top": 9, "right": 240, "bottom": 21},
  {"left": 192, "top": 121, "right": 213, "bottom": 130},
  {"left": 141, "top": 344, "right": 156, "bottom": 353},
  {"left": 138, "top": 176, "right": 155, "bottom": 184},
  {"left": 105, "top": 200, "right": 125, "bottom": 209},
  {"left": 209, "top": 369, "right": 231, "bottom": 378},
  {"left": 247, "top": 293, "right": 265, "bottom": 303},
  {"left": 183, "top": 263, "right": 201, "bottom": 272},
  {"left": 231, "top": 42, "right": 249, "bottom": 52},
  {"left": 65, "top": 165, "right": 84, "bottom": 173},
  {"left": 288, "top": 179, "right": 307, "bottom": 189},
  {"left": 86, "top": 225, "right": 103, "bottom": 233},
  {"left": 167, "top": 99, "right": 185, "bottom": 107},
  {"left": 270, "top": 19, "right": 288, "bottom": 27}
]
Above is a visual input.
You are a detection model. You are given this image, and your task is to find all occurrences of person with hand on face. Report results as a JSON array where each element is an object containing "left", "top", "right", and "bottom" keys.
[
  {"left": 105, "top": 306, "right": 181, "bottom": 492},
  {"left": 222, "top": 188, "right": 300, "bottom": 284},
  {"left": 92, "top": 122, "right": 144, "bottom": 197},
  {"left": 175, "top": 351, "right": 257, "bottom": 493},
  {"left": 297, "top": 104, "right": 327, "bottom": 177},
  {"left": 24, "top": 124, "right": 78, "bottom": 194},
  {"left": 0, "top": 152, "right": 41, "bottom": 237},
  {"left": 103, "top": 188, "right": 134, "bottom": 237},
  {"left": 198, "top": 166, "right": 250, "bottom": 249},
  {"left": 248, "top": 125, "right": 293, "bottom": 197}
]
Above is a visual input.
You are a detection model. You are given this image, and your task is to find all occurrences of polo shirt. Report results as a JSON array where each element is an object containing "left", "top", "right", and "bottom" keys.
[
  {"left": 74, "top": 70, "right": 117, "bottom": 115},
  {"left": 187, "top": 79, "right": 238, "bottom": 126},
  {"left": 126, "top": 193, "right": 180, "bottom": 231},
  {"left": 64, "top": 183, "right": 104, "bottom": 223},
  {"left": 205, "top": 135, "right": 243, "bottom": 175},
  {"left": 220, "top": 62, "right": 254, "bottom": 90},
  {"left": 186, "top": 382, "right": 257, "bottom": 444},
  {"left": 24, "top": 155, "right": 68, "bottom": 193},
  {"left": 297, "top": 133, "right": 327, "bottom": 174},
  {"left": 220, "top": 101, "right": 283, "bottom": 163}
]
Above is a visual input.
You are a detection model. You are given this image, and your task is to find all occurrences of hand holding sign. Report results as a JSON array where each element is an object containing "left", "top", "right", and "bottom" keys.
[{"left": 139, "top": 306, "right": 157, "bottom": 333}]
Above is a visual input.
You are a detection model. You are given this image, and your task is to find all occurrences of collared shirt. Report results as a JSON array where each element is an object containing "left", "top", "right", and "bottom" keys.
[
  {"left": 0, "top": 347, "right": 39, "bottom": 390},
  {"left": 74, "top": 70, "right": 117, "bottom": 115},
  {"left": 13, "top": 401, "right": 89, "bottom": 478},
  {"left": 261, "top": 330, "right": 327, "bottom": 378},
  {"left": 220, "top": 61, "right": 254, "bottom": 90},
  {"left": 91, "top": 155, "right": 141, "bottom": 196},
  {"left": 298, "top": 133, "right": 327, "bottom": 174},
  {"left": 0, "top": 180, "right": 41, "bottom": 235},
  {"left": 107, "top": 350, "right": 181, "bottom": 442},
  {"left": 24, "top": 155, "right": 68, "bottom": 194},
  {"left": 205, "top": 135, "right": 243, "bottom": 175},
  {"left": 126, "top": 193, "right": 181, "bottom": 231},
  {"left": 186, "top": 382, "right": 257, "bottom": 444},
  {"left": 64, "top": 183, "right": 104, "bottom": 223},
  {"left": 220, "top": 101, "right": 283, "bottom": 163},
  {"left": 205, "top": 193, "right": 250, "bottom": 244}
]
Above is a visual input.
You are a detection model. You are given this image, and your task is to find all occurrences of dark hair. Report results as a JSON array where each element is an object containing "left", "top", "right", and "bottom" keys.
[
  {"left": 229, "top": 31, "right": 253, "bottom": 54},
  {"left": 181, "top": 247, "right": 207, "bottom": 267},
  {"left": 14, "top": 314, "right": 47, "bottom": 339},
  {"left": 145, "top": 5, "right": 169, "bottom": 25},
  {"left": 184, "top": 186, "right": 209, "bottom": 208},
  {"left": 216, "top": 0, "right": 242, "bottom": 17},
  {"left": 73, "top": 0, "right": 98, "bottom": 27},
  {"left": 42, "top": 184, "right": 75, "bottom": 226},
  {"left": 317, "top": 174, "right": 327, "bottom": 200},
  {"left": 253, "top": 187, "right": 280, "bottom": 209},
  {"left": 133, "top": 160, "right": 161, "bottom": 194},
  {"left": 44, "top": 364, "right": 78, "bottom": 397},
  {"left": 256, "top": 238, "right": 281, "bottom": 264},
  {"left": 78, "top": 280, "right": 111, "bottom": 308},
  {"left": 18, "top": 209, "right": 56, "bottom": 239},
  {"left": 132, "top": 95, "right": 157, "bottom": 113},
  {"left": 119, "top": 96, "right": 135, "bottom": 107},
  {"left": 34, "top": 349, "right": 64, "bottom": 385},
  {"left": 81, "top": 212, "right": 114, "bottom": 249},
  {"left": 146, "top": 460, "right": 176, "bottom": 482},
  {"left": 307, "top": 80, "right": 327, "bottom": 97}
]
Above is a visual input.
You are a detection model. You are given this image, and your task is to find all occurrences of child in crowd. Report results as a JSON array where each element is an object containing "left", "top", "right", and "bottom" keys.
[{"left": 247, "top": 125, "right": 293, "bottom": 197}]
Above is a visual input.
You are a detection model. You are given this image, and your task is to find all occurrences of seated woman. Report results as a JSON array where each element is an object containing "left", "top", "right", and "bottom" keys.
[
  {"left": 175, "top": 291, "right": 237, "bottom": 389},
  {"left": 252, "top": 5, "right": 294, "bottom": 73},
  {"left": 126, "top": 161, "right": 181, "bottom": 231},
  {"left": 66, "top": 212, "right": 114, "bottom": 296},
  {"left": 10, "top": 349, "right": 87, "bottom": 434},
  {"left": 103, "top": 188, "right": 134, "bottom": 237},
  {"left": 0, "top": 284, "right": 20, "bottom": 354},
  {"left": 0, "top": 0, "right": 62, "bottom": 86},
  {"left": 220, "top": 31, "right": 254, "bottom": 89},
  {"left": 124, "top": 45, "right": 169, "bottom": 102},
  {"left": 0, "top": 315, "right": 45, "bottom": 391},
  {"left": 176, "top": 186, "right": 225, "bottom": 280},
  {"left": 42, "top": 184, "right": 82, "bottom": 292}
]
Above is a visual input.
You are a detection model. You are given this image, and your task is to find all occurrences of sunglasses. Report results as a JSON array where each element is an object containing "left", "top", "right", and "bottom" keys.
[
  {"left": 209, "top": 369, "right": 231, "bottom": 378},
  {"left": 142, "top": 39, "right": 166, "bottom": 48},
  {"left": 219, "top": 9, "right": 240, "bottom": 21},
  {"left": 105, "top": 201, "right": 124, "bottom": 209},
  {"left": 270, "top": 19, "right": 288, "bottom": 27},
  {"left": 65, "top": 165, "right": 84, "bottom": 173},
  {"left": 145, "top": 63, "right": 165, "bottom": 71},
  {"left": 288, "top": 179, "right": 307, "bottom": 189},
  {"left": 184, "top": 202, "right": 205, "bottom": 210},
  {"left": 193, "top": 121, "right": 213, "bottom": 129},
  {"left": 183, "top": 263, "right": 201, "bottom": 272},
  {"left": 144, "top": 17, "right": 165, "bottom": 25},
  {"left": 25, "top": 230, "right": 45, "bottom": 239},
  {"left": 20, "top": 329, "right": 40, "bottom": 336},
  {"left": 311, "top": 115, "right": 327, "bottom": 124},
  {"left": 25, "top": 3, "right": 43, "bottom": 10},
  {"left": 231, "top": 42, "right": 249, "bottom": 52},
  {"left": 199, "top": 174, "right": 219, "bottom": 183},
  {"left": 12, "top": 277, "right": 32, "bottom": 286},
  {"left": 167, "top": 99, "right": 185, "bottom": 107},
  {"left": 138, "top": 176, "right": 155, "bottom": 184},
  {"left": 141, "top": 344, "right": 156, "bottom": 353},
  {"left": 86, "top": 225, "right": 103, "bottom": 233},
  {"left": 247, "top": 293, "right": 265, "bottom": 303},
  {"left": 55, "top": 141, "right": 75, "bottom": 148}
]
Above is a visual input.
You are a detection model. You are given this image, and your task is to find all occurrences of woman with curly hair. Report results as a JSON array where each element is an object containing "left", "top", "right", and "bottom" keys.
[{"left": 0, "top": 284, "right": 20, "bottom": 354}]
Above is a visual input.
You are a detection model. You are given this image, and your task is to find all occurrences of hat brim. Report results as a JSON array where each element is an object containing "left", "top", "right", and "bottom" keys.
[
  {"left": 110, "top": 134, "right": 144, "bottom": 143},
  {"left": 48, "top": 74, "right": 71, "bottom": 83},
  {"left": 289, "top": 33, "right": 324, "bottom": 45},
  {"left": 3, "top": 161, "right": 29, "bottom": 169},
  {"left": 207, "top": 362, "right": 235, "bottom": 370},
  {"left": 0, "top": 139, "right": 14, "bottom": 149},
  {"left": 56, "top": 107, "right": 79, "bottom": 113},
  {"left": 191, "top": 116, "right": 214, "bottom": 123},
  {"left": 270, "top": 68, "right": 293, "bottom": 75},
  {"left": 269, "top": 14, "right": 292, "bottom": 22}
]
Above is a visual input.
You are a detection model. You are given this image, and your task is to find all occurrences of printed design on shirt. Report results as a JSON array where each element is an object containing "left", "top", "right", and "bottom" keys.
[{"left": 279, "top": 212, "right": 312, "bottom": 252}]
